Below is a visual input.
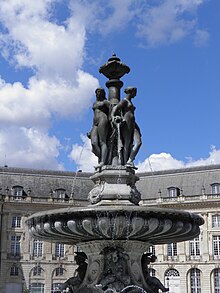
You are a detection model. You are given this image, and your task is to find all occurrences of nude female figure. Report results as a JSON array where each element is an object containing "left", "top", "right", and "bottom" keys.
[
  {"left": 89, "top": 88, "right": 110, "bottom": 167},
  {"left": 111, "top": 87, "right": 142, "bottom": 167}
]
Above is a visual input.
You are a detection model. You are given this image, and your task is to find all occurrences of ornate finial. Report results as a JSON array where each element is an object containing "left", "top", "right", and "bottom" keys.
[
  {"left": 99, "top": 54, "right": 130, "bottom": 79},
  {"left": 108, "top": 53, "right": 121, "bottom": 62}
]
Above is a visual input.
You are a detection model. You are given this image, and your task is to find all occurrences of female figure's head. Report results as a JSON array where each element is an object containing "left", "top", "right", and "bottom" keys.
[
  {"left": 95, "top": 87, "right": 106, "bottom": 101},
  {"left": 124, "top": 87, "right": 137, "bottom": 99}
]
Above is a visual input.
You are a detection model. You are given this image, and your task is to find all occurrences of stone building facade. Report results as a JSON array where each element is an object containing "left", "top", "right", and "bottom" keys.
[{"left": 0, "top": 164, "right": 220, "bottom": 293}]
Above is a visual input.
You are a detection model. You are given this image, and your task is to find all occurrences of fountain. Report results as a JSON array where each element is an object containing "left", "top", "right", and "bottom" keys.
[{"left": 26, "top": 54, "right": 204, "bottom": 293}]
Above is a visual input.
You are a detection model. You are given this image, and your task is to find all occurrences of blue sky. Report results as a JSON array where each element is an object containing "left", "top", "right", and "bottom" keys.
[{"left": 0, "top": 0, "right": 219, "bottom": 172}]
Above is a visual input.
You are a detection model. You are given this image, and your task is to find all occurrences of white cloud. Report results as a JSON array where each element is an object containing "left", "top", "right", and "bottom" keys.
[
  {"left": 69, "top": 134, "right": 97, "bottom": 172},
  {"left": 0, "top": 126, "right": 63, "bottom": 170},
  {"left": 69, "top": 0, "right": 207, "bottom": 47},
  {"left": 137, "top": 146, "right": 220, "bottom": 172},
  {"left": 137, "top": 153, "right": 184, "bottom": 172},
  {"left": 69, "top": 0, "right": 139, "bottom": 35},
  {"left": 185, "top": 146, "right": 220, "bottom": 167},
  {"left": 0, "top": 0, "right": 99, "bottom": 169},
  {"left": 0, "top": 72, "right": 98, "bottom": 128},
  {"left": 136, "top": 0, "right": 205, "bottom": 47},
  {"left": 69, "top": 135, "right": 220, "bottom": 173},
  {"left": 194, "top": 29, "right": 210, "bottom": 47}
]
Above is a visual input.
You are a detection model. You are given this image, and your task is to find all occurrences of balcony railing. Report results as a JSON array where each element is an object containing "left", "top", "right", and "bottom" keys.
[{"left": 142, "top": 192, "right": 220, "bottom": 206}]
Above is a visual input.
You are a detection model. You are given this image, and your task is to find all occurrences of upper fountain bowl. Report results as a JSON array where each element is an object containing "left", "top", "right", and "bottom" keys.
[{"left": 27, "top": 205, "right": 204, "bottom": 245}]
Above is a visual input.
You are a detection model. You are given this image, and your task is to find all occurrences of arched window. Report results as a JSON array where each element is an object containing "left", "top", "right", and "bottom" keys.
[
  {"left": 165, "top": 269, "right": 180, "bottom": 293},
  {"left": 32, "top": 266, "right": 43, "bottom": 276},
  {"left": 30, "top": 282, "right": 44, "bottom": 293},
  {"left": 213, "top": 268, "right": 220, "bottom": 293},
  {"left": 55, "top": 266, "right": 64, "bottom": 276},
  {"left": 189, "top": 268, "right": 201, "bottom": 293}
]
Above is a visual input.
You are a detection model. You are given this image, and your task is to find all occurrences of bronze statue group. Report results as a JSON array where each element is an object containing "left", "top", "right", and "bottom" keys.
[{"left": 88, "top": 87, "right": 142, "bottom": 169}]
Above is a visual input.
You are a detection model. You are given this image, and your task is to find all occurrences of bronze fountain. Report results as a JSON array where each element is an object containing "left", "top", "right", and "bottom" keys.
[{"left": 27, "top": 54, "right": 204, "bottom": 293}]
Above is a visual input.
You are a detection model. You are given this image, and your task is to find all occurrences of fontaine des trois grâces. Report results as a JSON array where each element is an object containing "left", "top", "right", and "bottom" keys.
[{"left": 26, "top": 54, "right": 204, "bottom": 293}]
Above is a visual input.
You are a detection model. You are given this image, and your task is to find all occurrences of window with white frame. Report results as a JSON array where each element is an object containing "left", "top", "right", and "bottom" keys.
[
  {"left": 211, "top": 184, "right": 220, "bottom": 195},
  {"left": 33, "top": 239, "right": 43, "bottom": 258},
  {"left": 167, "top": 242, "right": 177, "bottom": 256},
  {"left": 12, "top": 216, "right": 21, "bottom": 228},
  {"left": 189, "top": 237, "right": 200, "bottom": 257},
  {"left": 213, "top": 215, "right": 220, "bottom": 228},
  {"left": 55, "top": 243, "right": 65, "bottom": 258},
  {"left": 10, "top": 235, "right": 21, "bottom": 257},
  {"left": 147, "top": 245, "right": 156, "bottom": 255},
  {"left": 30, "top": 282, "right": 44, "bottom": 293},
  {"left": 10, "top": 265, "right": 19, "bottom": 276},
  {"left": 12, "top": 186, "right": 23, "bottom": 200},
  {"left": 190, "top": 268, "right": 201, "bottom": 293},
  {"left": 214, "top": 268, "right": 220, "bottom": 293},
  {"left": 167, "top": 187, "right": 180, "bottom": 198},
  {"left": 213, "top": 236, "right": 220, "bottom": 258}
]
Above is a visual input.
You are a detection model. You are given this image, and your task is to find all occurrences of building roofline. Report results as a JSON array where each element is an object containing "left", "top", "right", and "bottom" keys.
[
  {"left": 0, "top": 166, "right": 93, "bottom": 177},
  {"left": 1, "top": 164, "right": 220, "bottom": 178},
  {"left": 137, "top": 164, "right": 220, "bottom": 177}
]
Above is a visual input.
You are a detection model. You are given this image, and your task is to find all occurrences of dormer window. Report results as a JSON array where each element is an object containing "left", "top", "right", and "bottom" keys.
[
  {"left": 12, "top": 186, "right": 23, "bottom": 200},
  {"left": 211, "top": 183, "right": 220, "bottom": 195},
  {"left": 54, "top": 188, "right": 67, "bottom": 202},
  {"left": 167, "top": 187, "right": 180, "bottom": 198}
]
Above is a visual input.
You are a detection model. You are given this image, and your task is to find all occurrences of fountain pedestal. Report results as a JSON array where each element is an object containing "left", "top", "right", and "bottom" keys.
[
  {"left": 88, "top": 166, "right": 141, "bottom": 205},
  {"left": 80, "top": 240, "right": 150, "bottom": 291}
]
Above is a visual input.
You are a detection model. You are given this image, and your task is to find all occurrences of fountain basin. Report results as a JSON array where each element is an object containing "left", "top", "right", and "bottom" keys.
[{"left": 27, "top": 205, "right": 204, "bottom": 245}]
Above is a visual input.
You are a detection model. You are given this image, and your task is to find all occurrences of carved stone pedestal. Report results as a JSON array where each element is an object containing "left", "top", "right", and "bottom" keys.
[{"left": 88, "top": 166, "right": 141, "bottom": 205}]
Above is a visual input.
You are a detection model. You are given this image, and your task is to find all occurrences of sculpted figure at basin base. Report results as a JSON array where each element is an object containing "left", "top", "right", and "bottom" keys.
[
  {"left": 141, "top": 253, "right": 169, "bottom": 293},
  {"left": 59, "top": 252, "right": 88, "bottom": 292}
]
